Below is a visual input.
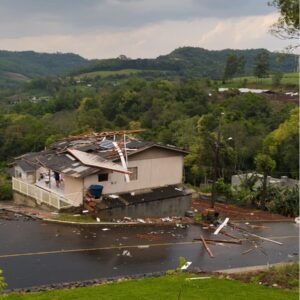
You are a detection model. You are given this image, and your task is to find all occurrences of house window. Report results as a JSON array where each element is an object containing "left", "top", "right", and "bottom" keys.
[
  {"left": 128, "top": 167, "right": 138, "bottom": 181},
  {"left": 98, "top": 173, "right": 109, "bottom": 182}
]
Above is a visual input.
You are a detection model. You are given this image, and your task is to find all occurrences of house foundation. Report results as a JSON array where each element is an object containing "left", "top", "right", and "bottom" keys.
[
  {"left": 97, "top": 194, "right": 192, "bottom": 220},
  {"left": 13, "top": 191, "right": 57, "bottom": 212}
]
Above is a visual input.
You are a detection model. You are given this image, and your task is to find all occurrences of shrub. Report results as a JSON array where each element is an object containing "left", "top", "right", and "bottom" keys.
[
  {"left": 215, "top": 178, "right": 233, "bottom": 200},
  {"left": 0, "top": 269, "right": 6, "bottom": 291},
  {"left": 232, "top": 189, "right": 258, "bottom": 207},
  {"left": 265, "top": 185, "right": 299, "bottom": 217},
  {"left": 0, "top": 173, "right": 12, "bottom": 201}
]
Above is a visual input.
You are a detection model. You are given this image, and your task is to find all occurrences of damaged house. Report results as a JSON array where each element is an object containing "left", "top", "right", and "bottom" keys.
[{"left": 12, "top": 130, "right": 192, "bottom": 219}]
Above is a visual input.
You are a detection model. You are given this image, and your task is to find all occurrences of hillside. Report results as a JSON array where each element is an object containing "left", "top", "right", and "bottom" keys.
[
  {"left": 0, "top": 47, "right": 297, "bottom": 87},
  {"left": 73, "top": 47, "right": 298, "bottom": 80},
  {"left": 0, "top": 51, "right": 88, "bottom": 87}
]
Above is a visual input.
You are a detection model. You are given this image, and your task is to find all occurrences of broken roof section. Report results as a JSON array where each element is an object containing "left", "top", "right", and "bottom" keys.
[
  {"left": 14, "top": 159, "right": 36, "bottom": 172},
  {"left": 68, "top": 148, "right": 131, "bottom": 175},
  {"left": 15, "top": 130, "right": 189, "bottom": 178}
]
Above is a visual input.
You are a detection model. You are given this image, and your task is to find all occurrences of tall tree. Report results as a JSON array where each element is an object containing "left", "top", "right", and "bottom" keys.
[
  {"left": 255, "top": 153, "right": 276, "bottom": 208},
  {"left": 253, "top": 51, "right": 270, "bottom": 78},
  {"left": 198, "top": 113, "right": 236, "bottom": 208},
  {"left": 263, "top": 107, "right": 299, "bottom": 178},
  {"left": 237, "top": 55, "right": 246, "bottom": 77},
  {"left": 269, "top": 0, "right": 299, "bottom": 41},
  {"left": 223, "top": 54, "right": 239, "bottom": 81}
]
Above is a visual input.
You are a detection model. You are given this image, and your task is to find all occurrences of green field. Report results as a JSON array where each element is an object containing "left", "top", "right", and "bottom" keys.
[
  {"left": 1, "top": 275, "right": 298, "bottom": 300},
  {"left": 76, "top": 69, "right": 144, "bottom": 79},
  {"left": 220, "top": 72, "right": 299, "bottom": 90}
]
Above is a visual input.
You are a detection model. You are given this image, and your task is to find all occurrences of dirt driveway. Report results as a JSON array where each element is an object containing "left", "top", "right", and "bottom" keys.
[{"left": 192, "top": 199, "right": 293, "bottom": 221}]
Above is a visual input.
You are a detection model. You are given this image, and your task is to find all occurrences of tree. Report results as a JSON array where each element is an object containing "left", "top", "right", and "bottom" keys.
[
  {"left": 255, "top": 153, "right": 276, "bottom": 208},
  {"left": 269, "top": 0, "right": 299, "bottom": 41},
  {"left": 263, "top": 107, "right": 299, "bottom": 178},
  {"left": 253, "top": 51, "right": 270, "bottom": 78},
  {"left": 223, "top": 54, "right": 239, "bottom": 81},
  {"left": 237, "top": 55, "right": 246, "bottom": 77},
  {"left": 271, "top": 71, "right": 284, "bottom": 86},
  {"left": 198, "top": 113, "right": 236, "bottom": 208}
]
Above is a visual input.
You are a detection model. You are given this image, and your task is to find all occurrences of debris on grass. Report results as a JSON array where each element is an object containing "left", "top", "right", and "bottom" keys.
[
  {"left": 186, "top": 277, "right": 211, "bottom": 280},
  {"left": 228, "top": 263, "right": 299, "bottom": 290}
]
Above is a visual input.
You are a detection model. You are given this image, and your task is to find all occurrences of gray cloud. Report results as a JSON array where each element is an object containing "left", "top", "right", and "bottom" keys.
[
  {"left": 0, "top": 0, "right": 289, "bottom": 58},
  {"left": 0, "top": 0, "right": 275, "bottom": 38}
]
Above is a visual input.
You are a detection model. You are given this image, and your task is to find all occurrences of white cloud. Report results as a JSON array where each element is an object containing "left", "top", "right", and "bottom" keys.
[{"left": 0, "top": 13, "right": 291, "bottom": 59}]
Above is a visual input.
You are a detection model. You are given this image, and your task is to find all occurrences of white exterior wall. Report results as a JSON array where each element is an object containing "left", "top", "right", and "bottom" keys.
[
  {"left": 63, "top": 175, "right": 84, "bottom": 206},
  {"left": 84, "top": 148, "right": 184, "bottom": 195},
  {"left": 14, "top": 166, "right": 36, "bottom": 184}
]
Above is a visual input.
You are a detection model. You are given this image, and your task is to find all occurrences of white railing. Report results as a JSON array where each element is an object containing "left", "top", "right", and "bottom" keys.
[{"left": 12, "top": 177, "right": 81, "bottom": 210}]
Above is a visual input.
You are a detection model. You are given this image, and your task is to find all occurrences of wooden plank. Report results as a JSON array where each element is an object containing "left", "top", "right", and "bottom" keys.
[
  {"left": 199, "top": 235, "right": 214, "bottom": 257},
  {"left": 194, "top": 238, "right": 241, "bottom": 245},
  {"left": 220, "top": 230, "right": 241, "bottom": 242},
  {"left": 214, "top": 217, "right": 229, "bottom": 235},
  {"left": 229, "top": 223, "right": 283, "bottom": 245}
]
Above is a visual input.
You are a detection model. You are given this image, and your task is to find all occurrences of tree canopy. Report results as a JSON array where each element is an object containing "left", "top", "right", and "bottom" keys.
[{"left": 269, "top": 0, "right": 299, "bottom": 40}]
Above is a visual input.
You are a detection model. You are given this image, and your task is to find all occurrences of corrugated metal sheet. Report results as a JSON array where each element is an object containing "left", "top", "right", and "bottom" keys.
[{"left": 67, "top": 149, "right": 131, "bottom": 175}]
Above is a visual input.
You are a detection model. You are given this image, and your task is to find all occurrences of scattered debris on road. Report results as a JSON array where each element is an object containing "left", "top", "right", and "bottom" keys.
[
  {"left": 181, "top": 261, "right": 192, "bottom": 270},
  {"left": 122, "top": 250, "right": 132, "bottom": 257},
  {"left": 214, "top": 217, "right": 229, "bottom": 235},
  {"left": 136, "top": 234, "right": 161, "bottom": 242},
  {"left": 199, "top": 235, "right": 214, "bottom": 258}
]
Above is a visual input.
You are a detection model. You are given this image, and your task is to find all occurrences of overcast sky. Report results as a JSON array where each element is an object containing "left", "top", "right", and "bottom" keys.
[{"left": 0, "top": 0, "right": 291, "bottom": 59}]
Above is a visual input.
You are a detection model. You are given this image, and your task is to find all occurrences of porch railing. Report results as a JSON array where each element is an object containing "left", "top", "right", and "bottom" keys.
[{"left": 12, "top": 177, "right": 81, "bottom": 210}]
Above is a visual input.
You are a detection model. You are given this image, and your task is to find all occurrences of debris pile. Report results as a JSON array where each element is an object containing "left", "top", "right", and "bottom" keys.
[{"left": 194, "top": 217, "right": 284, "bottom": 259}]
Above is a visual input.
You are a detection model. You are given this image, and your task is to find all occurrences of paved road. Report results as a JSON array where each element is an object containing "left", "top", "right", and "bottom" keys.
[{"left": 0, "top": 216, "right": 298, "bottom": 289}]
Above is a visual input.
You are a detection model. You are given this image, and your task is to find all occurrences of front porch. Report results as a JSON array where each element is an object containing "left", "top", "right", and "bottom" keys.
[
  {"left": 12, "top": 177, "right": 82, "bottom": 210},
  {"left": 36, "top": 175, "right": 65, "bottom": 196}
]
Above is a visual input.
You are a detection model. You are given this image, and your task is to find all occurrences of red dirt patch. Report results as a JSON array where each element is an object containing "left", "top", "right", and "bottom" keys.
[{"left": 192, "top": 198, "right": 292, "bottom": 221}]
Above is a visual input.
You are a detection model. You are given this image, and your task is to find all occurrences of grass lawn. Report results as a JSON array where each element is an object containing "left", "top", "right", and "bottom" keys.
[
  {"left": 1, "top": 274, "right": 298, "bottom": 300},
  {"left": 50, "top": 213, "right": 98, "bottom": 223},
  {"left": 220, "top": 72, "right": 299, "bottom": 90},
  {"left": 76, "top": 69, "right": 144, "bottom": 79}
]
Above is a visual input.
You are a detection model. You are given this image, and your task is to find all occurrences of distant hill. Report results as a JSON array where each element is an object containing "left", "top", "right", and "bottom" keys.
[
  {"left": 0, "top": 50, "right": 88, "bottom": 87},
  {"left": 73, "top": 47, "right": 298, "bottom": 80},
  {"left": 0, "top": 47, "right": 297, "bottom": 87}
]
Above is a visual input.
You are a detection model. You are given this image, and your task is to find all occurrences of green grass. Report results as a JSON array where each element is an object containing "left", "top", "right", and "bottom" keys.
[
  {"left": 76, "top": 69, "right": 144, "bottom": 79},
  {"left": 51, "top": 213, "right": 97, "bottom": 223},
  {"left": 1, "top": 274, "right": 298, "bottom": 300},
  {"left": 231, "top": 263, "right": 299, "bottom": 289},
  {"left": 220, "top": 72, "right": 299, "bottom": 90},
  {"left": 3, "top": 72, "right": 29, "bottom": 82}
]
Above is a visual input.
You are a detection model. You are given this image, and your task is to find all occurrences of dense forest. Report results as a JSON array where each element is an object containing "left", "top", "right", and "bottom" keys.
[
  {"left": 0, "top": 47, "right": 298, "bottom": 88},
  {"left": 0, "top": 51, "right": 88, "bottom": 87},
  {"left": 0, "top": 76, "right": 298, "bottom": 177},
  {"left": 74, "top": 47, "right": 298, "bottom": 80}
]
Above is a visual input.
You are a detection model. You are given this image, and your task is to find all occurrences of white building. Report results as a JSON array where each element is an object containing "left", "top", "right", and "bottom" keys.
[{"left": 12, "top": 130, "right": 191, "bottom": 216}]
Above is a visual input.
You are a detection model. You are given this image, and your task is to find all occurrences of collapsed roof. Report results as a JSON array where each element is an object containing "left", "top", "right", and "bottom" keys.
[{"left": 14, "top": 130, "right": 189, "bottom": 178}]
